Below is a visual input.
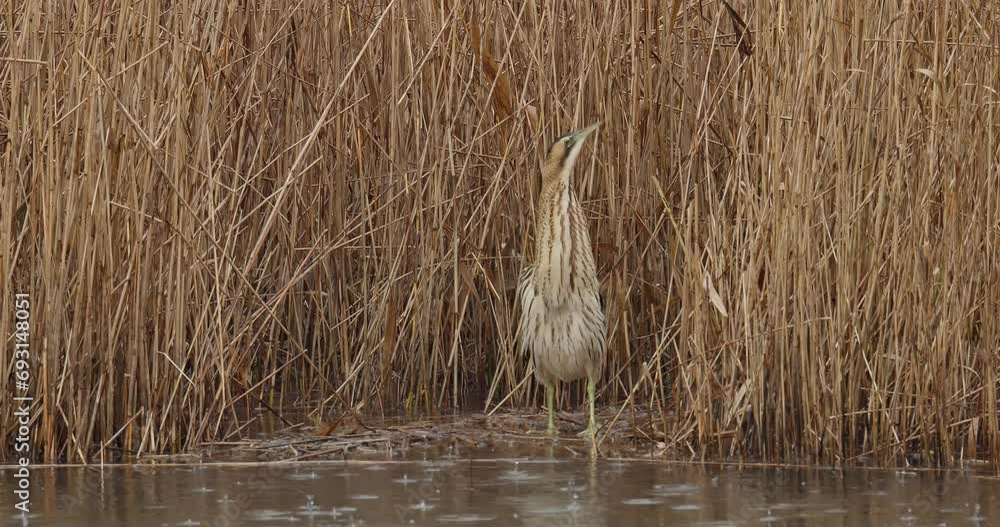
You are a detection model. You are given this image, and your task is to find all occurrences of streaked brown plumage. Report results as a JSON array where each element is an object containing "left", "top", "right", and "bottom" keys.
[{"left": 517, "top": 122, "right": 606, "bottom": 438}]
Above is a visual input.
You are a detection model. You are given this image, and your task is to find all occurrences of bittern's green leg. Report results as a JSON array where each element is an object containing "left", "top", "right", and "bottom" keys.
[
  {"left": 546, "top": 384, "right": 557, "bottom": 435},
  {"left": 578, "top": 377, "right": 597, "bottom": 440}
]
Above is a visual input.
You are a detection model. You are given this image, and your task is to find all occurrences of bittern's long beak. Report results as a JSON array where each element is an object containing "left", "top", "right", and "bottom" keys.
[{"left": 571, "top": 122, "right": 600, "bottom": 144}]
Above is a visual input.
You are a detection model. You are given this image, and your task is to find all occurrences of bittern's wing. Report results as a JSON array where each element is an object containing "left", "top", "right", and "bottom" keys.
[{"left": 515, "top": 265, "right": 536, "bottom": 357}]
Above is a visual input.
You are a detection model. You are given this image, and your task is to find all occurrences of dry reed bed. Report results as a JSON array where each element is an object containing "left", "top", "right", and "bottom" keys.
[{"left": 1, "top": 1, "right": 998, "bottom": 465}]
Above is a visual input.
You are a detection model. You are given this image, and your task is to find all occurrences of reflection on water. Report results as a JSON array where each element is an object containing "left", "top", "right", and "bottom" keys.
[{"left": 1, "top": 445, "right": 996, "bottom": 526}]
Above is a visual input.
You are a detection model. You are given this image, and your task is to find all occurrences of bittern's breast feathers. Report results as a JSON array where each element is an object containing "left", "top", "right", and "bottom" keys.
[{"left": 517, "top": 188, "right": 606, "bottom": 384}]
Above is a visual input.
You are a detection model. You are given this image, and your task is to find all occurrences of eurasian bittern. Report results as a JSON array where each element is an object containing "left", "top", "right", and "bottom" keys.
[{"left": 517, "top": 122, "right": 606, "bottom": 439}]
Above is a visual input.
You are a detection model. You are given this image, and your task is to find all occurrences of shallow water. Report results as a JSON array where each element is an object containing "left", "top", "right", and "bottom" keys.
[{"left": 2, "top": 446, "right": 996, "bottom": 526}]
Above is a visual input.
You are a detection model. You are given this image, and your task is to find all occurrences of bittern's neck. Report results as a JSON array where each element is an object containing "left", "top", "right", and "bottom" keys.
[
  {"left": 531, "top": 156, "right": 588, "bottom": 303},
  {"left": 541, "top": 159, "right": 576, "bottom": 192}
]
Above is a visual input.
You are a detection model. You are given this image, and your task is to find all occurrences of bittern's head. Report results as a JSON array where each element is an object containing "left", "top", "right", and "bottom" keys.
[{"left": 543, "top": 122, "right": 600, "bottom": 183}]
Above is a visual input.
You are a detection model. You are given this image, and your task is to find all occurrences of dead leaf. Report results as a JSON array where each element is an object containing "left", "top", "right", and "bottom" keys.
[
  {"left": 702, "top": 272, "right": 729, "bottom": 318},
  {"left": 459, "top": 260, "right": 480, "bottom": 304}
]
